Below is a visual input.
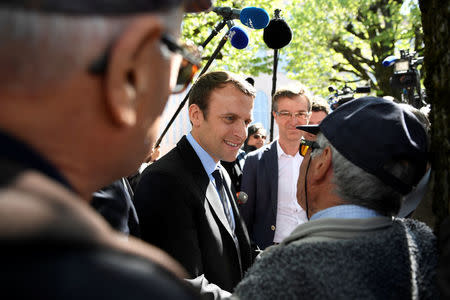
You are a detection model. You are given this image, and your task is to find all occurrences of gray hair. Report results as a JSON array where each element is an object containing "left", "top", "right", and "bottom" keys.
[
  {"left": 311, "top": 133, "right": 404, "bottom": 216},
  {"left": 0, "top": 9, "right": 130, "bottom": 92}
]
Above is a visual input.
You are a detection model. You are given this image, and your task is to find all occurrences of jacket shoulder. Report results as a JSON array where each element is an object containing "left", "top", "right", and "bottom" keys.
[
  {"left": 245, "top": 141, "right": 277, "bottom": 161},
  {"left": 0, "top": 246, "right": 199, "bottom": 300}
]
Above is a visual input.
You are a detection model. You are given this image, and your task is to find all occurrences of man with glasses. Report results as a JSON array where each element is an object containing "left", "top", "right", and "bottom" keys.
[
  {"left": 134, "top": 71, "right": 255, "bottom": 295},
  {"left": 234, "top": 97, "right": 437, "bottom": 299},
  {"left": 0, "top": 0, "right": 210, "bottom": 298},
  {"left": 240, "top": 88, "right": 311, "bottom": 249}
]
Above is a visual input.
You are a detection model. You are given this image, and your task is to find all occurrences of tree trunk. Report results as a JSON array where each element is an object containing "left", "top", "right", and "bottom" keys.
[{"left": 415, "top": 0, "right": 450, "bottom": 233}]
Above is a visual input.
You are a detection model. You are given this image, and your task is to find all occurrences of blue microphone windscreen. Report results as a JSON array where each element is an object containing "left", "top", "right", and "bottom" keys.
[
  {"left": 240, "top": 7, "right": 270, "bottom": 30},
  {"left": 382, "top": 55, "right": 398, "bottom": 67},
  {"left": 229, "top": 26, "right": 249, "bottom": 49}
]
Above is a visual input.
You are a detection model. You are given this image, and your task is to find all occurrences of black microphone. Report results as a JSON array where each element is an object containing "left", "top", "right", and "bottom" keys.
[
  {"left": 263, "top": 17, "right": 292, "bottom": 49},
  {"left": 237, "top": 192, "right": 248, "bottom": 204}
]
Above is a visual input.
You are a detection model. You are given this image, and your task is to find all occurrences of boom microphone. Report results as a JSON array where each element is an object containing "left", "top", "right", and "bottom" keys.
[
  {"left": 212, "top": 6, "right": 270, "bottom": 29},
  {"left": 263, "top": 18, "right": 292, "bottom": 49},
  {"left": 229, "top": 26, "right": 249, "bottom": 49},
  {"left": 237, "top": 192, "right": 248, "bottom": 204}
]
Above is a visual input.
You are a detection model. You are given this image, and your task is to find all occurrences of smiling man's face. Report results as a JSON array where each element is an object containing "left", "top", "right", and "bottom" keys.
[{"left": 193, "top": 83, "right": 254, "bottom": 162}]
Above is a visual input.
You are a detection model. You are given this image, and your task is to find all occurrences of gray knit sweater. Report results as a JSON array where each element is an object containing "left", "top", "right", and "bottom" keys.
[{"left": 233, "top": 217, "right": 438, "bottom": 299}]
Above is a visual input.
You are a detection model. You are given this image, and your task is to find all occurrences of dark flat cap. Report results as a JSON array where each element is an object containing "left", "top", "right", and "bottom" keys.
[{"left": 297, "top": 97, "right": 428, "bottom": 195}]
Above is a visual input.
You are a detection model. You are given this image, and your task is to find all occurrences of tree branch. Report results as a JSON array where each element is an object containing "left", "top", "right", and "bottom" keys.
[
  {"left": 329, "top": 77, "right": 364, "bottom": 84},
  {"left": 332, "top": 64, "right": 360, "bottom": 77},
  {"left": 345, "top": 23, "right": 368, "bottom": 40},
  {"left": 329, "top": 37, "right": 372, "bottom": 81}
]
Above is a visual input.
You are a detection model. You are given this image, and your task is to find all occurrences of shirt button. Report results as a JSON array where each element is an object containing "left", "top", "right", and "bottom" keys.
[{"left": 271, "top": 225, "right": 276, "bottom": 231}]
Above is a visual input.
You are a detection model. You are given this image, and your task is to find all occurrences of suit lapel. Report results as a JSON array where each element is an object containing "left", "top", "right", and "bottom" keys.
[
  {"left": 205, "top": 182, "right": 234, "bottom": 237},
  {"left": 262, "top": 141, "right": 279, "bottom": 218},
  {"left": 223, "top": 171, "right": 252, "bottom": 273},
  {"left": 226, "top": 174, "right": 252, "bottom": 270},
  {"left": 177, "top": 136, "right": 234, "bottom": 238}
]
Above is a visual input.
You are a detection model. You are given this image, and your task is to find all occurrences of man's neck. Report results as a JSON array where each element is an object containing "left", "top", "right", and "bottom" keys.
[{"left": 278, "top": 139, "right": 301, "bottom": 156}]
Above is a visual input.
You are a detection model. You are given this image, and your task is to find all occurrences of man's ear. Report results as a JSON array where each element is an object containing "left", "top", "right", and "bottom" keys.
[
  {"left": 311, "top": 146, "right": 332, "bottom": 182},
  {"left": 104, "top": 17, "right": 164, "bottom": 127},
  {"left": 189, "top": 104, "right": 204, "bottom": 127}
]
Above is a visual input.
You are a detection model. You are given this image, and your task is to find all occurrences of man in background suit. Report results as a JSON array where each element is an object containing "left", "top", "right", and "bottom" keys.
[
  {"left": 0, "top": 0, "right": 211, "bottom": 298},
  {"left": 240, "top": 88, "right": 311, "bottom": 249},
  {"left": 135, "top": 71, "right": 255, "bottom": 294}
]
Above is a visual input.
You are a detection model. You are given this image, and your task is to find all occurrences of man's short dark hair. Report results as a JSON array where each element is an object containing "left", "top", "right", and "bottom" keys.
[
  {"left": 311, "top": 97, "right": 330, "bottom": 114},
  {"left": 272, "top": 88, "right": 311, "bottom": 112},
  {"left": 248, "top": 123, "right": 265, "bottom": 137},
  {"left": 188, "top": 71, "right": 256, "bottom": 118}
]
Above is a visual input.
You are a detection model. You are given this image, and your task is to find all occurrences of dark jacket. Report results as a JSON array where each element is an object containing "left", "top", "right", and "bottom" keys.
[
  {"left": 0, "top": 159, "right": 199, "bottom": 300},
  {"left": 134, "top": 136, "right": 253, "bottom": 292},
  {"left": 240, "top": 141, "right": 278, "bottom": 249},
  {"left": 92, "top": 177, "right": 140, "bottom": 237},
  {"left": 221, "top": 149, "right": 246, "bottom": 192}
]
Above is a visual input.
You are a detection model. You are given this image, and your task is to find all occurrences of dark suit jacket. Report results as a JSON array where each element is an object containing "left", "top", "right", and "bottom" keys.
[
  {"left": 240, "top": 140, "right": 278, "bottom": 250},
  {"left": 92, "top": 177, "right": 140, "bottom": 237},
  {"left": 221, "top": 149, "right": 246, "bottom": 192},
  {"left": 0, "top": 159, "right": 200, "bottom": 300},
  {"left": 134, "top": 136, "right": 253, "bottom": 292}
]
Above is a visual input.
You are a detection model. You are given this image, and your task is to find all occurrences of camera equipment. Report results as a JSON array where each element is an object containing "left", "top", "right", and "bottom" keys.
[
  {"left": 327, "top": 84, "right": 371, "bottom": 110},
  {"left": 382, "top": 50, "right": 425, "bottom": 109}
]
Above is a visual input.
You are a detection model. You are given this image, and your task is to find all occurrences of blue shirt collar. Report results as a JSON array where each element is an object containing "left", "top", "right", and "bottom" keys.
[
  {"left": 186, "top": 133, "right": 220, "bottom": 178},
  {"left": 310, "top": 204, "right": 383, "bottom": 221}
]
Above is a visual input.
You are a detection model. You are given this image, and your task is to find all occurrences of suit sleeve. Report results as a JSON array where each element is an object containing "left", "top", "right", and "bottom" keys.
[
  {"left": 134, "top": 168, "right": 204, "bottom": 278},
  {"left": 239, "top": 154, "right": 258, "bottom": 239},
  {"left": 91, "top": 179, "right": 130, "bottom": 234}
]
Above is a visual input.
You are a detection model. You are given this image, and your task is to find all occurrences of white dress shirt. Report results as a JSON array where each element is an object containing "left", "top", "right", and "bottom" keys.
[{"left": 273, "top": 141, "right": 308, "bottom": 243}]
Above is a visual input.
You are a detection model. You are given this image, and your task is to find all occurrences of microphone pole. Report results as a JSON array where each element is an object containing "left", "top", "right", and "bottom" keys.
[
  {"left": 154, "top": 22, "right": 234, "bottom": 148},
  {"left": 269, "top": 9, "right": 281, "bottom": 142},
  {"left": 201, "top": 19, "right": 227, "bottom": 48}
]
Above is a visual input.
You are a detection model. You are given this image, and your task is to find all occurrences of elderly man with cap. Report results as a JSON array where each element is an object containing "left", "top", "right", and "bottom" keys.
[
  {"left": 0, "top": 0, "right": 211, "bottom": 299},
  {"left": 233, "top": 97, "right": 438, "bottom": 299}
]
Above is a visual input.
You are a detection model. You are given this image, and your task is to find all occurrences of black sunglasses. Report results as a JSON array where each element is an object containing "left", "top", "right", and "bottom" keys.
[
  {"left": 88, "top": 33, "right": 201, "bottom": 94},
  {"left": 253, "top": 134, "right": 266, "bottom": 140},
  {"left": 299, "top": 139, "right": 321, "bottom": 157}
]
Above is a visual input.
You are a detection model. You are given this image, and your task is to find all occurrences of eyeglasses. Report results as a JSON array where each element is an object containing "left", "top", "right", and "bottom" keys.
[
  {"left": 252, "top": 134, "right": 266, "bottom": 140},
  {"left": 161, "top": 34, "right": 202, "bottom": 94},
  {"left": 88, "top": 33, "right": 202, "bottom": 94},
  {"left": 299, "top": 139, "right": 320, "bottom": 157},
  {"left": 276, "top": 111, "right": 311, "bottom": 121}
]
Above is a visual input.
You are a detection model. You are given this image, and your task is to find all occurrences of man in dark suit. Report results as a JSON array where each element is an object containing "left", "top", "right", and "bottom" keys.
[
  {"left": 240, "top": 88, "right": 311, "bottom": 249},
  {"left": 135, "top": 71, "right": 256, "bottom": 293}
]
